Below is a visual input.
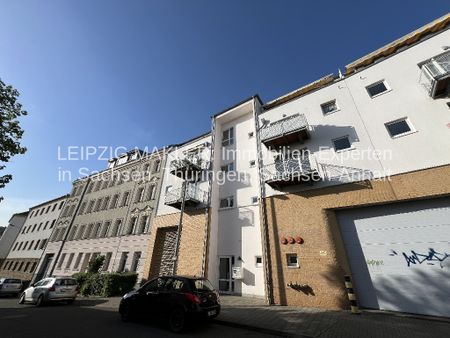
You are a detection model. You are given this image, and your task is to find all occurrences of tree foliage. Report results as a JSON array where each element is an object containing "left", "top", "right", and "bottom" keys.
[
  {"left": 87, "top": 255, "right": 106, "bottom": 274},
  {"left": 0, "top": 78, "right": 27, "bottom": 201}
]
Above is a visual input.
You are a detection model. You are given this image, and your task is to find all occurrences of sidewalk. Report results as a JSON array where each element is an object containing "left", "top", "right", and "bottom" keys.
[{"left": 82, "top": 295, "right": 450, "bottom": 338}]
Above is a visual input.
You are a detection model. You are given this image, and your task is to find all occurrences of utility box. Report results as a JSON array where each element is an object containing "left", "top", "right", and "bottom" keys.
[{"left": 232, "top": 267, "right": 243, "bottom": 280}]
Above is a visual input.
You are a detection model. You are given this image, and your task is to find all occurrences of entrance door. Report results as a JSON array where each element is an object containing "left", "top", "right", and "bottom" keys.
[
  {"left": 218, "top": 256, "right": 233, "bottom": 293},
  {"left": 35, "top": 254, "right": 54, "bottom": 281}
]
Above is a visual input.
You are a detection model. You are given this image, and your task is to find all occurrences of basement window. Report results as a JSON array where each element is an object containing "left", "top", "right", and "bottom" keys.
[
  {"left": 287, "top": 254, "right": 299, "bottom": 268},
  {"left": 219, "top": 196, "right": 234, "bottom": 209},
  {"left": 366, "top": 80, "right": 391, "bottom": 98},
  {"left": 385, "top": 118, "right": 415, "bottom": 138},
  {"left": 255, "top": 256, "right": 263, "bottom": 267}
]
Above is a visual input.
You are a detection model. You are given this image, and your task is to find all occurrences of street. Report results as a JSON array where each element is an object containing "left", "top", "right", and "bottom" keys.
[{"left": 0, "top": 296, "right": 279, "bottom": 338}]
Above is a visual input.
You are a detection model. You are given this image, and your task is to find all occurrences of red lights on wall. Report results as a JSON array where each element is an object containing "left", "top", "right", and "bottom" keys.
[{"left": 280, "top": 236, "right": 304, "bottom": 245}]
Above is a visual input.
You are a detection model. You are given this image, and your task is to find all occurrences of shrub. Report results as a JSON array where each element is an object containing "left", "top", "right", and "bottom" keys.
[
  {"left": 72, "top": 272, "right": 138, "bottom": 297},
  {"left": 87, "top": 255, "right": 105, "bottom": 274}
]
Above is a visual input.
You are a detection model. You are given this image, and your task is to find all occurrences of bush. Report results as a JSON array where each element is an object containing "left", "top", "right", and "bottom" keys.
[
  {"left": 72, "top": 272, "right": 138, "bottom": 297},
  {"left": 87, "top": 255, "right": 105, "bottom": 274}
]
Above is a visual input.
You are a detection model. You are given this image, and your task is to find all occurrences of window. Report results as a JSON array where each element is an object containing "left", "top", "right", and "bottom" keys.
[
  {"left": 117, "top": 252, "right": 129, "bottom": 272},
  {"left": 39, "top": 239, "right": 47, "bottom": 249},
  {"left": 102, "top": 196, "right": 110, "bottom": 210},
  {"left": 248, "top": 131, "right": 254, "bottom": 138},
  {"left": 332, "top": 136, "right": 352, "bottom": 151},
  {"left": 220, "top": 196, "right": 234, "bottom": 209},
  {"left": 321, "top": 99, "right": 339, "bottom": 115},
  {"left": 30, "top": 262, "right": 37, "bottom": 272},
  {"left": 287, "top": 253, "right": 298, "bottom": 267},
  {"left": 110, "top": 194, "right": 120, "bottom": 209},
  {"left": 50, "top": 219, "right": 56, "bottom": 228},
  {"left": 59, "top": 201, "right": 64, "bottom": 210},
  {"left": 57, "top": 253, "right": 66, "bottom": 269},
  {"left": 94, "top": 198, "right": 103, "bottom": 212},
  {"left": 249, "top": 160, "right": 256, "bottom": 168},
  {"left": 43, "top": 221, "right": 49, "bottom": 230},
  {"left": 102, "top": 252, "right": 112, "bottom": 271},
  {"left": 86, "top": 200, "right": 95, "bottom": 213},
  {"left": 251, "top": 196, "right": 258, "bottom": 204},
  {"left": 121, "top": 192, "right": 130, "bottom": 207},
  {"left": 111, "top": 219, "right": 122, "bottom": 237},
  {"left": 125, "top": 217, "right": 138, "bottom": 235},
  {"left": 140, "top": 215, "right": 150, "bottom": 234},
  {"left": 28, "top": 241, "right": 34, "bottom": 250},
  {"left": 222, "top": 127, "right": 234, "bottom": 146},
  {"left": 221, "top": 162, "right": 235, "bottom": 173},
  {"left": 146, "top": 185, "right": 156, "bottom": 200},
  {"left": 135, "top": 187, "right": 145, "bottom": 203},
  {"left": 100, "top": 221, "right": 111, "bottom": 238},
  {"left": 52, "top": 203, "right": 57, "bottom": 212},
  {"left": 66, "top": 253, "right": 75, "bottom": 270},
  {"left": 73, "top": 253, "right": 83, "bottom": 270},
  {"left": 153, "top": 160, "right": 161, "bottom": 173},
  {"left": 385, "top": 118, "right": 414, "bottom": 138},
  {"left": 165, "top": 185, "right": 173, "bottom": 194},
  {"left": 93, "top": 222, "right": 102, "bottom": 238},
  {"left": 130, "top": 252, "right": 141, "bottom": 272},
  {"left": 79, "top": 201, "right": 87, "bottom": 214},
  {"left": 34, "top": 240, "right": 41, "bottom": 250},
  {"left": 255, "top": 256, "right": 263, "bottom": 268},
  {"left": 45, "top": 206, "right": 51, "bottom": 213},
  {"left": 366, "top": 80, "right": 390, "bottom": 98}
]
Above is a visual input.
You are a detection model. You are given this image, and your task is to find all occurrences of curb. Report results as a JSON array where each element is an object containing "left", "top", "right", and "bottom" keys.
[{"left": 213, "top": 319, "right": 313, "bottom": 338}]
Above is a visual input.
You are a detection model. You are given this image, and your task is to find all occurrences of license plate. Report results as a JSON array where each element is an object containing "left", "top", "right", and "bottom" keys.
[{"left": 207, "top": 310, "right": 216, "bottom": 317}]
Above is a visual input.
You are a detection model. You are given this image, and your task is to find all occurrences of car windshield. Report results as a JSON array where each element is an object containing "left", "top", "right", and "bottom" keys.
[{"left": 192, "top": 279, "right": 215, "bottom": 292}]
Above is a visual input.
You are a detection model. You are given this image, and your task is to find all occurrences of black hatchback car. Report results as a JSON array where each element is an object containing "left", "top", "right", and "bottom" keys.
[{"left": 119, "top": 275, "right": 220, "bottom": 332}]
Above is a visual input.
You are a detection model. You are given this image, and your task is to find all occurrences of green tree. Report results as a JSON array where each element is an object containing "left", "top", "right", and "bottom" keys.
[
  {"left": 0, "top": 79, "right": 27, "bottom": 201},
  {"left": 87, "top": 255, "right": 105, "bottom": 274}
]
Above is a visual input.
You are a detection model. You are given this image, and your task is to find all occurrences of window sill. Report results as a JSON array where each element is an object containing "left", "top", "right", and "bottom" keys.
[
  {"left": 335, "top": 146, "right": 356, "bottom": 153},
  {"left": 369, "top": 88, "right": 392, "bottom": 99},
  {"left": 390, "top": 130, "right": 418, "bottom": 139},
  {"left": 287, "top": 266, "right": 299, "bottom": 269},
  {"left": 323, "top": 108, "right": 340, "bottom": 116}
]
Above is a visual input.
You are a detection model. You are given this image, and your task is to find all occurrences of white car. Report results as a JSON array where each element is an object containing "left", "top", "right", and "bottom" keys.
[
  {"left": 19, "top": 277, "right": 78, "bottom": 306},
  {"left": 0, "top": 278, "right": 22, "bottom": 297}
]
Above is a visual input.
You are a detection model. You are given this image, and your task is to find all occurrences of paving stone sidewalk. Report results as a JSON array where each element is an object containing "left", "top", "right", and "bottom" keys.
[{"left": 84, "top": 295, "right": 450, "bottom": 338}]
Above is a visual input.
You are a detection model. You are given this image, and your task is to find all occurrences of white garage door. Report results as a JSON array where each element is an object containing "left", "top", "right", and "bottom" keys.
[{"left": 337, "top": 197, "right": 450, "bottom": 317}]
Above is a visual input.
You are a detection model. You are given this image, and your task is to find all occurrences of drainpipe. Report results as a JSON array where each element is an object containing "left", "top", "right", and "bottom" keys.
[
  {"left": 254, "top": 100, "right": 274, "bottom": 305},
  {"left": 201, "top": 121, "right": 216, "bottom": 278},
  {"left": 48, "top": 178, "right": 90, "bottom": 277},
  {"left": 172, "top": 179, "right": 188, "bottom": 274}
]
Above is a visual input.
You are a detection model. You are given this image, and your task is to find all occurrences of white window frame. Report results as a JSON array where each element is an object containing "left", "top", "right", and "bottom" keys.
[
  {"left": 220, "top": 162, "right": 235, "bottom": 173},
  {"left": 385, "top": 117, "right": 416, "bottom": 138},
  {"left": 255, "top": 256, "right": 263, "bottom": 268},
  {"left": 366, "top": 79, "right": 391, "bottom": 98},
  {"left": 320, "top": 99, "right": 339, "bottom": 115},
  {"left": 332, "top": 135, "right": 353, "bottom": 152},
  {"left": 219, "top": 196, "right": 234, "bottom": 209},
  {"left": 222, "top": 127, "right": 234, "bottom": 147},
  {"left": 287, "top": 253, "right": 299, "bottom": 268}
]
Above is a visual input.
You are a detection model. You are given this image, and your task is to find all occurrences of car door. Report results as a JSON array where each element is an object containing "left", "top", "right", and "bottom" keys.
[{"left": 140, "top": 277, "right": 166, "bottom": 318}]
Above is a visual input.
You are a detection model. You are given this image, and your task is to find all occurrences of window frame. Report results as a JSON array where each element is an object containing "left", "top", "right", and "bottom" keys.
[
  {"left": 222, "top": 127, "right": 234, "bottom": 147},
  {"left": 332, "top": 135, "right": 353, "bottom": 152},
  {"left": 366, "top": 79, "right": 391, "bottom": 98},
  {"left": 385, "top": 117, "right": 415, "bottom": 138},
  {"left": 320, "top": 99, "right": 339, "bottom": 115}
]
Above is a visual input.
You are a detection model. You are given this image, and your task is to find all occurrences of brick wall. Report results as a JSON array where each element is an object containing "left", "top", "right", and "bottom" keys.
[
  {"left": 265, "top": 165, "right": 450, "bottom": 309},
  {"left": 143, "top": 209, "right": 208, "bottom": 279}
]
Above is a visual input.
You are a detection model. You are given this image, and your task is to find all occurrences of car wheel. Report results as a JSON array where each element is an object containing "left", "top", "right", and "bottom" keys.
[
  {"left": 18, "top": 293, "right": 25, "bottom": 304},
  {"left": 35, "top": 295, "right": 44, "bottom": 307},
  {"left": 120, "top": 304, "right": 131, "bottom": 322},
  {"left": 168, "top": 307, "right": 185, "bottom": 333}
]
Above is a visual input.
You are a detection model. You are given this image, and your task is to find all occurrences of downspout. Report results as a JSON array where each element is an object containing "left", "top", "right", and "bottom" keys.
[
  {"left": 172, "top": 180, "right": 188, "bottom": 274},
  {"left": 201, "top": 120, "right": 216, "bottom": 278},
  {"left": 48, "top": 178, "right": 90, "bottom": 277},
  {"left": 254, "top": 100, "right": 274, "bottom": 305}
]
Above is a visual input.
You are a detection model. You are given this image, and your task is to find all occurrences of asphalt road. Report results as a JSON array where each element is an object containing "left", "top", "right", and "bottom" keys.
[{"left": 0, "top": 296, "right": 278, "bottom": 338}]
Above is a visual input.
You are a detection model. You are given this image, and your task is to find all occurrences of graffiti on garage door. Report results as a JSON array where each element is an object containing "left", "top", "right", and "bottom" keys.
[{"left": 389, "top": 248, "right": 450, "bottom": 268}]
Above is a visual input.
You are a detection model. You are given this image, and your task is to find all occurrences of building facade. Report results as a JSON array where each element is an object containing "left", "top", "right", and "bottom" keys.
[
  {"left": 256, "top": 16, "right": 450, "bottom": 316},
  {"left": 0, "top": 212, "right": 28, "bottom": 269},
  {"left": 0, "top": 196, "right": 67, "bottom": 280},
  {"left": 36, "top": 149, "right": 167, "bottom": 282}
]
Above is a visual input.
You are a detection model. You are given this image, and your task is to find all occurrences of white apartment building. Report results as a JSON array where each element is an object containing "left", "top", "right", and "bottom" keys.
[
  {"left": 0, "top": 196, "right": 67, "bottom": 280},
  {"left": 0, "top": 211, "right": 28, "bottom": 268}
]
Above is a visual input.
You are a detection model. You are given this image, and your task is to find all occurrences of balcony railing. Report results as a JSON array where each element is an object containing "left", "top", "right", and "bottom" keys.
[
  {"left": 419, "top": 50, "right": 450, "bottom": 98},
  {"left": 262, "top": 156, "right": 320, "bottom": 187},
  {"left": 169, "top": 154, "right": 208, "bottom": 180},
  {"left": 164, "top": 185, "right": 208, "bottom": 209},
  {"left": 260, "top": 114, "right": 309, "bottom": 148}
]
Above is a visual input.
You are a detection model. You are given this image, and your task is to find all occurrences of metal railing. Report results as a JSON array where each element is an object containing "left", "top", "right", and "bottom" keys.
[
  {"left": 164, "top": 185, "right": 208, "bottom": 205},
  {"left": 419, "top": 50, "right": 450, "bottom": 97},
  {"left": 262, "top": 156, "right": 316, "bottom": 182},
  {"left": 319, "top": 163, "right": 373, "bottom": 183},
  {"left": 260, "top": 114, "right": 308, "bottom": 142},
  {"left": 170, "top": 153, "right": 209, "bottom": 172}
]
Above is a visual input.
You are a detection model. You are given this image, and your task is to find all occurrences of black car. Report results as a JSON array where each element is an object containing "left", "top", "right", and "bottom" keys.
[{"left": 119, "top": 275, "right": 220, "bottom": 332}]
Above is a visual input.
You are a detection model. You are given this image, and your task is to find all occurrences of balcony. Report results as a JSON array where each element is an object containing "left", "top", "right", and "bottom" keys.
[
  {"left": 262, "top": 156, "right": 320, "bottom": 188},
  {"left": 260, "top": 114, "right": 310, "bottom": 148},
  {"left": 419, "top": 50, "right": 450, "bottom": 98},
  {"left": 164, "top": 185, "right": 208, "bottom": 209},
  {"left": 170, "top": 154, "right": 206, "bottom": 181}
]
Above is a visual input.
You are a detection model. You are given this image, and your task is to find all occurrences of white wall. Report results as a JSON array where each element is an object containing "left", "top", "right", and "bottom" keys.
[{"left": 0, "top": 213, "right": 27, "bottom": 259}]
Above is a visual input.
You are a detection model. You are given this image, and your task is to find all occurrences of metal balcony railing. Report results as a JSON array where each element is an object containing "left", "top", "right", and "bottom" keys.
[
  {"left": 262, "top": 156, "right": 319, "bottom": 186},
  {"left": 419, "top": 50, "right": 450, "bottom": 98},
  {"left": 320, "top": 163, "right": 373, "bottom": 183},
  {"left": 169, "top": 153, "right": 209, "bottom": 180},
  {"left": 260, "top": 114, "right": 309, "bottom": 147},
  {"left": 164, "top": 185, "right": 208, "bottom": 207}
]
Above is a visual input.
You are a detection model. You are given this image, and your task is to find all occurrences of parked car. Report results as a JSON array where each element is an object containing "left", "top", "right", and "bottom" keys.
[
  {"left": 19, "top": 277, "right": 78, "bottom": 306},
  {"left": 119, "top": 275, "right": 220, "bottom": 332},
  {"left": 0, "top": 278, "right": 22, "bottom": 297}
]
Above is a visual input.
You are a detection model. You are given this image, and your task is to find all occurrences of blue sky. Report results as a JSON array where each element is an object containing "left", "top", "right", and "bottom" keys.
[{"left": 0, "top": 0, "right": 448, "bottom": 224}]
